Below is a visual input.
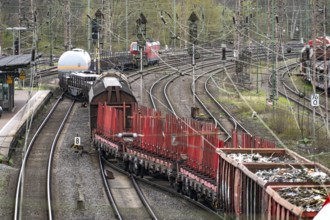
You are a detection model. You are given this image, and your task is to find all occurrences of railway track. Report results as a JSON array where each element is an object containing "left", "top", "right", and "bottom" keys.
[
  {"left": 144, "top": 49, "right": 299, "bottom": 145},
  {"left": 14, "top": 95, "right": 74, "bottom": 220},
  {"left": 279, "top": 62, "right": 330, "bottom": 119},
  {"left": 101, "top": 158, "right": 222, "bottom": 219},
  {"left": 149, "top": 59, "right": 226, "bottom": 113},
  {"left": 194, "top": 63, "right": 252, "bottom": 142},
  {"left": 99, "top": 155, "right": 159, "bottom": 220},
  {"left": 149, "top": 51, "right": 300, "bottom": 142}
]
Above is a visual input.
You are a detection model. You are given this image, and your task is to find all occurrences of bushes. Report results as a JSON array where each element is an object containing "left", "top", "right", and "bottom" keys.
[{"left": 265, "top": 108, "right": 301, "bottom": 140}]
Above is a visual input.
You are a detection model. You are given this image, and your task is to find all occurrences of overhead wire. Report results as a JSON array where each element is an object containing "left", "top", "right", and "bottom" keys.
[{"left": 4, "top": 1, "right": 326, "bottom": 160}]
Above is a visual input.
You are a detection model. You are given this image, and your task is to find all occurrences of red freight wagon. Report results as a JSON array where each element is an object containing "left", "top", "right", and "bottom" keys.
[
  {"left": 265, "top": 185, "right": 330, "bottom": 219},
  {"left": 217, "top": 148, "right": 330, "bottom": 219},
  {"left": 217, "top": 148, "right": 306, "bottom": 214}
]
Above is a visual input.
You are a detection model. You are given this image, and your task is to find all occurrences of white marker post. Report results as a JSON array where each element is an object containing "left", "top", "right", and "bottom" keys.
[
  {"left": 311, "top": 93, "right": 319, "bottom": 107},
  {"left": 311, "top": 94, "right": 319, "bottom": 142},
  {"left": 74, "top": 136, "right": 81, "bottom": 146}
]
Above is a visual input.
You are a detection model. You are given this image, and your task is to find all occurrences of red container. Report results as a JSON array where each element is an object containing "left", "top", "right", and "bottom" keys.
[
  {"left": 265, "top": 185, "right": 330, "bottom": 219},
  {"left": 97, "top": 103, "right": 104, "bottom": 134},
  {"left": 217, "top": 148, "right": 313, "bottom": 214}
]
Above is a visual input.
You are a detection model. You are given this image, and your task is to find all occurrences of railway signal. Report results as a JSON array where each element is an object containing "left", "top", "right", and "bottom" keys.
[
  {"left": 222, "top": 44, "right": 226, "bottom": 60},
  {"left": 136, "top": 13, "right": 147, "bottom": 49},
  {"left": 188, "top": 12, "right": 200, "bottom": 110},
  {"left": 188, "top": 12, "right": 199, "bottom": 58},
  {"left": 14, "top": 38, "right": 19, "bottom": 55},
  {"left": 90, "top": 9, "right": 103, "bottom": 43},
  {"left": 91, "top": 19, "right": 100, "bottom": 40}
]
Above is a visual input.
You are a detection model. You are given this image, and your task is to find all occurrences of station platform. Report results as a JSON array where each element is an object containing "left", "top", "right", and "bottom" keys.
[{"left": 0, "top": 90, "right": 52, "bottom": 160}]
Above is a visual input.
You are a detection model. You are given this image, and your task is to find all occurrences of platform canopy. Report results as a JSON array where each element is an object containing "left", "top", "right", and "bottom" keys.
[{"left": 0, "top": 54, "right": 41, "bottom": 71}]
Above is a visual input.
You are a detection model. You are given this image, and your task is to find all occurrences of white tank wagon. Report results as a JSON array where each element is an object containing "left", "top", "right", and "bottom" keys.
[
  {"left": 58, "top": 49, "right": 98, "bottom": 100},
  {"left": 57, "top": 48, "right": 91, "bottom": 73}
]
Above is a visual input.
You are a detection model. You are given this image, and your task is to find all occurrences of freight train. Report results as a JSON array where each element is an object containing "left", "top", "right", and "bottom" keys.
[
  {"left": 300, "top": 36, "right": 330, "bottom": 89},
  {"left": 91, "top": 69, "right": 330, "bottom": 219},
  {"left": 57, "top": 40, "right": 160, "bottom": 100}
]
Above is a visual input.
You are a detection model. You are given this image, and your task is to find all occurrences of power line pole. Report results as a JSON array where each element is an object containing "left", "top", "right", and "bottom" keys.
[
  {"left": 105, "top": 0, "right": 112, "bottom": 52},
  {"left": 19, "top": 0, "right": 22, "bottom": 54},
  {"left": 125, "top": 0, "right": 128, "bottom": 52},
  {"left": 48, "top": 0, "right": 53, "bottom": 66},
  {"left": 234, "top": 0, "right": 241, "bottom": 83},
  {"left": 95, "top": 9, "right": 103, "bottom": 75},
  {"left": 311, "top": 0, "right": 328, "bottom": 138},
  {"left": 87, "top": 0, "right": 90, "bottom": 51},
  {"left": 179, "top": 0, "right": 184, "bottom": 49},
  {"left": 269, "top": 0, "right": 281, "bottom": 109},
  {"left": 235, "top": 0, "right": 252, "bottom": 85},
  {"left": 136, "top": 13, "right": 147, "bottom": 104},
  {"left": 266, "top": 0, "right": 271, "bottom": 103},
  {"left": 64, "top": 0, "right": 71, "bottom": 50},
  {"left": 188, "top": 12, "right": 199, "bottom": 108},
  {"left": 321, "top": 2, "right": 328, "bottom": 132},
  {"left": 256, "top": 0, "right": 259, "bottom": 93},
  {"left": 173, "top": 0, "right": 176, "bottom": 53},
  {"left": 270, "top": 0, "right": 284, "bottom": 108}
]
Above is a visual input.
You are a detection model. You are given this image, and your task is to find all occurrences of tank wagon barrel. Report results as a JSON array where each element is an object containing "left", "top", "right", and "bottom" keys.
[{"left": 58, "top": 48, "right": 91, "bottom": 72}]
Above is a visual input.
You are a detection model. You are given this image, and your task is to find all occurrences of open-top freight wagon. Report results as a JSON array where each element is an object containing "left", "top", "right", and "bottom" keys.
[
  {"left": 218, "top": 148, "right": 330, "bottom": 219},
  {"left": 93, "top": 103, "right": 330, "bottom": 219}
]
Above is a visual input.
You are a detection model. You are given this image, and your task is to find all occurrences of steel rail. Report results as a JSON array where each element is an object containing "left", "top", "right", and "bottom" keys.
[
  {"left": 47, "top": 100, "right": 75, "bottom": 220},
  {"left": 130, "top": 176, "right": 159, "bottom": 220},
  {"left": 14, "top": 93, "right": 64, "bottom": 220},
  {"left": 98, "top": 152, "right": 123, "bottom": 220}
]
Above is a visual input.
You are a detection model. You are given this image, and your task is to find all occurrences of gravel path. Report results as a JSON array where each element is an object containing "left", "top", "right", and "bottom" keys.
[
  {"left": 52, "top": 103, "right": 115, "bottom": 220},
  {"left": 0, "top": 165, "right": 18, "bottom": 219}
]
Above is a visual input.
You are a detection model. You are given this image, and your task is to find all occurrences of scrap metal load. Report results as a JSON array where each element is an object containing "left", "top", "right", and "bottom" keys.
[
  {"left": 92, "top": 99, "right": 330, "bottom": 219},
  {"left": 218, "top": 148, "right": 330, "bottom": 219}
]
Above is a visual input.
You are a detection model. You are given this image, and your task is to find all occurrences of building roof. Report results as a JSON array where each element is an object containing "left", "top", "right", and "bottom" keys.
[{"left": 0, "top": 54, "right": 41, "bottom": 71}]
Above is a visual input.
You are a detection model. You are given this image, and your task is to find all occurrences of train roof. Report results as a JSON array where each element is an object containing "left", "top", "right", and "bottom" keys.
[
  {"left": 100, "top": 70, "right": 128, "bottom": 83},
  {"left": 88, "top": 74, "right": 135, "bottom": 103},
  {"left": 70, "top": 72, "right": 100, "bottom": 78},
  {"left": 306, "top": 36, "right": 330, "bottom": 47},
  {"left": 131, "top": 41, "right": 160, "bottom": 46}
]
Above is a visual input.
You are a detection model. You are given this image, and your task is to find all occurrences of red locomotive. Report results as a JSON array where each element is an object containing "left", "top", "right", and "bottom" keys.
[
  {"left": 300, "top": 36, "right": 330, "bottom": 89},
  {"left": 130, "top": 40, "right": 160, "bottom": 67}
]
